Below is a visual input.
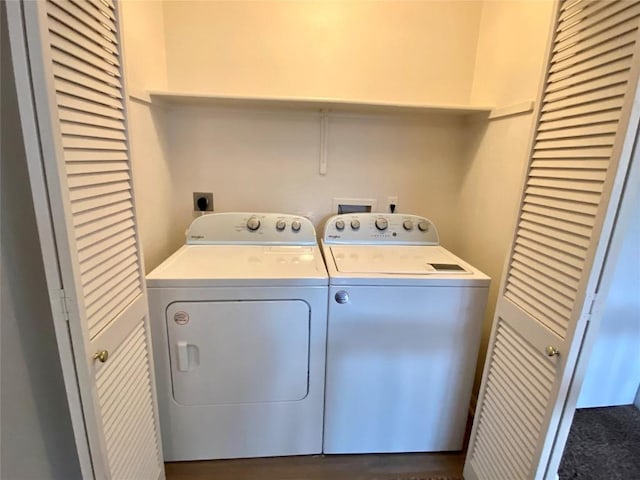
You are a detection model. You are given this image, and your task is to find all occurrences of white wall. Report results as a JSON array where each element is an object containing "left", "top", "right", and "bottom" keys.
[
  {"left": 1, "top": 5, "right": 81, "bottom": 477},
  {"left": 162, "top": 0, "right": 483, "bottom": 105},
  {"left": 121, "top": 0, "right": 173, "bottom": 272},
  {"left": 164, "top": 107, "right": 467, "bottom": 250},
  {"left": 577, "top": 193, "right": 640, "bottom": 408},
  {"left": 121, "top": 0, "right": 168, "bottom": 94},
  {"left": 455, "top": 0, "right": 555, "bottom": 391},
  {"left": 133, "top": 0, "right": 487, "bottom": 262}
]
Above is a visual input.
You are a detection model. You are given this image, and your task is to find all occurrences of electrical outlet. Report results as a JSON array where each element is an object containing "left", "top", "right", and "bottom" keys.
[
  {"left": 193, "top": 192, "right": 214, "bottom": 212},
  {"left": 387, "top": 196, "right": 398, "bottom": 213}
]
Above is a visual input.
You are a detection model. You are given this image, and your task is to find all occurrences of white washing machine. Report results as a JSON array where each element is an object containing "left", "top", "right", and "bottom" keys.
[
  {"left": 147, "top": 213, "right": 328, "bottom": 461},
  {"left": 321, "top": 213, "right": 490, "bottom": 454}
]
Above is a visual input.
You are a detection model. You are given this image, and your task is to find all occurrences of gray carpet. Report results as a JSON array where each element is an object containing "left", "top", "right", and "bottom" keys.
[{"left": 559, "top": 405, "right": 640, "bottom": 480}]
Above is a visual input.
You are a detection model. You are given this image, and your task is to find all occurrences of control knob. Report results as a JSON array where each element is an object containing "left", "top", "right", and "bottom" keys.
[
  {"left": 351, "top": 219, "right": 360, "bottom": 230},
  {"left": 375, "top": 218, "right": 388, "bottom": 231},
  {"left": 335, "top": 220, "right": 345, "bottom": 231},
  {"left": 403, "top": 220, "right": 414, "bottom": 231},
  {"left": 418, "top": 220, "right": 430, "bottom": 232},
  {"left": 275, "top": 220, "right": 286, "bottom": 231},
  {"left": 246, "top": 216, "right": 261, "bottom": 231},
  {"left": 291, "top": 220, "right": 302, "bottom": 232}
]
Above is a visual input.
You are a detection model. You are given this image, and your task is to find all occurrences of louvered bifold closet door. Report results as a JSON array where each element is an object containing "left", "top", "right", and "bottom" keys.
[
  {"left": 20, "top": 0, "right": 164, "bottom": 478},
  {"left": 46, "top": 0, "right": 139, "bottom": 341},
  {"left": 465, "top": 1, "right": 640, "bottom": 479}
]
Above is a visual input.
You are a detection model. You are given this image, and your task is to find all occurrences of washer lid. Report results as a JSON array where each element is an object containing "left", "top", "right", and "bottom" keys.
[
  {"left": 146, "top": 244, "right": 328, "bottom": 287},
  {"left": 324, "top": 244, "right": 490, "bottom": 287},
  {"left": 330, "top": 245, "right": 471, "bottom": 275}
]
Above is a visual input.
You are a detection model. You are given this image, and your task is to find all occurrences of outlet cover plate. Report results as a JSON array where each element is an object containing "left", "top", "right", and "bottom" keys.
[{"left": 193, "top": 192, "right": 214, "bottom": 212}]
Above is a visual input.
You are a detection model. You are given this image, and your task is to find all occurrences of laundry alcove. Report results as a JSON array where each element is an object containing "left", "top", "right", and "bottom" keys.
[
  {"left": 4, "top": 1, "right": 640, "bottom": 479},
  {"left": 122, "top": 1, "right": 554, "bottom": 393},
  {"left": 114, "top": 2, "right": 640, "bottom": 476}
]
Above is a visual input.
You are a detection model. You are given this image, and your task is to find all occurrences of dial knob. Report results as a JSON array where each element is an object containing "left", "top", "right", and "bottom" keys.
[
  {"left": 335, "top": 220, "right": 345, "bottom": 231},
  {"left": 291, "top": 220, "right": 302, "bottom": 232},
  {"left": 375, "top": 218, "right": 388, "bottom": 231},
  {"left": 351, "top": 219, "right": 360, "bottom": 230},
  {"left": 246, "top": 216, "right": 261, "bottom": 231},
  {"left": 275, "top": 220, "right": 286, "bottom": 231},
  {"left": 418, "top": 220, "right": 429, "bottom": 232},
  {"left": 403, "top": 220, "right": 414, "bottom": 231}
]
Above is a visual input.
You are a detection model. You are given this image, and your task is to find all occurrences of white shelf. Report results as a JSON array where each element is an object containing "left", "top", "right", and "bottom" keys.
[{"left": 139, "top": 91, "right": 493, "bottom": 116}]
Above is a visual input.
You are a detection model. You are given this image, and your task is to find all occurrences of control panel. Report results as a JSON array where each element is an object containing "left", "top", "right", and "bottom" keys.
[
  {"left": 187, "top": 213, "right": 317, "bottom": 245},
  {"left": 323, "top": 213, "right": 439, "bottom": 245}
]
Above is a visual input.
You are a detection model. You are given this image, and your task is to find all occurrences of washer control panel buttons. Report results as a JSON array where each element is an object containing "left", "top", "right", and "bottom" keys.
[
  {"left": 291, "top": 220, "right": 302, "bottom": 232},
  {"left": 322, "top": 214, "right": 439, "bottom": 245}
]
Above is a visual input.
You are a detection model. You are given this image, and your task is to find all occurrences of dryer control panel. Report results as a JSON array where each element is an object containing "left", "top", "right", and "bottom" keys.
[
  {"left": 323, "top": 213, "right": 439, "bottom": 245},
  {"left": 187, "top": 213, "right": 317, "bottom": 245}
]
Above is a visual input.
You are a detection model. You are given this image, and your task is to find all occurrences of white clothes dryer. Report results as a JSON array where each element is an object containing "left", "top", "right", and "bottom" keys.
[
  {"left": 321, "top": 213, "right": 490, "bottom": 454},
  {"left": 147, "top": 213, "right": 328, "bottom": 461}
]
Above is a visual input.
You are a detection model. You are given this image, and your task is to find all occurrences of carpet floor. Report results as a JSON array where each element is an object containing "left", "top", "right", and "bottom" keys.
[{"left": 559, "top": 404, "right": 640, "bottom": 480}]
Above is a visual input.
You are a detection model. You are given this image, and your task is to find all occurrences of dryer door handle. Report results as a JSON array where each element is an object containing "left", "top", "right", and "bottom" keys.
[{"left": 177, "top": 341, "right": 191, "bottom": 371}]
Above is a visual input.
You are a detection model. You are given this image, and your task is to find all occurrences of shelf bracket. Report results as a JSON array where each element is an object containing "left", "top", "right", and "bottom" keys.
[
  {"left": 319, "top": 109, "right": 329, "bottom": 175},
  {"left": 488, "top": 100, "right": 534, "bottom": 120}
]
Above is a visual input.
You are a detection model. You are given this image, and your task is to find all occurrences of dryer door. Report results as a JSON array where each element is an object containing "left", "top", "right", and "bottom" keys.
[{"left": 167, "top": 300, "right": 310, "bottom": 405}]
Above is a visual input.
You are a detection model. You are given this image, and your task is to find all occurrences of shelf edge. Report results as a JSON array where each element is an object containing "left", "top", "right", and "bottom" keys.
[{"left": 147, "top": 91, "right": 494, "bottom": 115}]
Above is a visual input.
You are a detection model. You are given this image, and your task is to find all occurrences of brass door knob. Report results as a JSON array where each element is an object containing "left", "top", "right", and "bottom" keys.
[
  {"left": 545, "top": 345, "right": 560, "bottom": 357},
  {"left": 93, "top": 350, "right": 109, "bottom": 363}
]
